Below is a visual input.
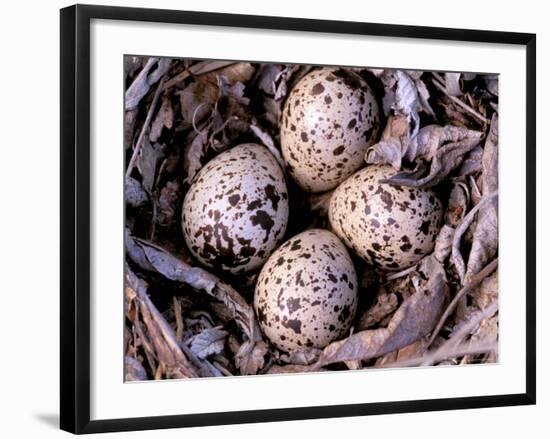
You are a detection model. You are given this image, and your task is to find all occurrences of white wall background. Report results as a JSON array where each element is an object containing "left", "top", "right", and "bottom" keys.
[{"left": 0, "top": 0, "right": 546, "bottom": 437}]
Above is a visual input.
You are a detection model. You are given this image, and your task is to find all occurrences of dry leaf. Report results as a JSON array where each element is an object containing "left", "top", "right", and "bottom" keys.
[
  {"left": 125, "top": 266, "right": 197, "bottom": 378},
  {"left": 279, "top": 346, "right": 321, "bottom": 366},
  {"left": 445, "top": 73, "right": 463, "bottom": 96},
  {"left": 464, "top": 115, "right": 498, "bottom": 281},
  {"left": 472, "top": 270, "right": 498, "bottom": 310},
  {"left": 249, "top": 124, "right": 286, "bottom": 169},
  {"left": 183, "top": 129, "right": 209, "bottom": 184},
  {"left": 125, "top": 58, "right": 172, "bottom": 110},
  {"left": 176, "top": 81, "right": 217, "bottom": 128},
  {"left": 136, "top": 140, "right": 165, "bottom": 192},
  {"left": 445, "top": 182, "right": 469, "bottom": 227},
  {"left": 125, "top": 176, "right": 148, "bottom": 208},
  {"left": 451, "top": 191, "right": 498, "bottom": 283},
  {"left": 433, "top": 224, "right": 455, "bottom": 263},
  {"left": 157, "top": 181, "right": 180, "bottom": 225},
  {"left": 188, "top": 327, "right": 228, "bottom": 359},
  {"left": 377, "top": 125, "right": 483, "bottom": 188},
  {"left": 308, "top": 256, "right": 448, "bottom": 369},
  {"left": 125, "top": 235, "right": 261, "bottom": 345},
  {"left": 235, "top": 340, "right": 268, "bottom": 375},
  {"left": 125, "top": 356, "right": 147, "bottom": 381},
  {"left": 149, "top": 94, "right": 174, "bottom": 142},
  {"left": 357, "top": 291, "right": 399, "bottom": 330}
]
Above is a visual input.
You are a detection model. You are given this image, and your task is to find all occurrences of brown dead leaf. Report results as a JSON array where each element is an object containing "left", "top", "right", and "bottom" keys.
[
  {"left": 125, "top": 176, "right": 148, "bottom": 208},
  {"left": 183, "top": 129, "right": 209, "bottom": 184},
  {"left": 465, "top": 115, "right": 498, "bottom": 281},
  {"left": 176, "top": 81, "right": 217, "bottom": 128},
  {"left": 125, "top": 266, "right": 197, "bottom": 378},
  {"left": 157, "top": 181, "right": 180, "bottom": 225},
  {"left": 149, "top": 94, "right": 174, "bottom": 142},
  {"left": 279, "top": 346, "right": 321, "bottom": 366},
  {"left": 235, "top": 340, "right": 268, "bottom": 375},
  {"left": 125, "top": 234, "right": 261, "bottom": 346},
  {"left": 202, "top": 62, "right": 255, "bottom": 86},
  {"left": 445, "top": 73, "right": 463, "bottom": 96},
  {"left": 307, "top": 256, "right": 448, "bottom": 369},
  {"left": 125, "top": 356, "right": 148, "bottom": 381},
  {"left": 472, "top": 270, "right": 498, "bottom": 310},
  {"left": 378, "top": 125, "right": 483, "bottom": 188},
  {"left": 433, "top": 224, "right": 455, "bottom": 263},
  {"left": 125, "top": 58, "right": 172, "bottom": 111},
  {"left": 357, "top": 291, "right": 399, "bottom": 330}
]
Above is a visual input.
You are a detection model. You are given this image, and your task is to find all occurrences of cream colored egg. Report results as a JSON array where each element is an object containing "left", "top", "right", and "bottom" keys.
[
  {"left": 254, "top": 229, "right": 358, "bottom": 352},
  {"left": 182, "top": 143, "right": 289, "bottom": 274},
  {"left": 329, "top": 165, "right": 443, "bottom": 270},
  {"left": 280, "top": 68, "right": 380, "bottom": 193}
]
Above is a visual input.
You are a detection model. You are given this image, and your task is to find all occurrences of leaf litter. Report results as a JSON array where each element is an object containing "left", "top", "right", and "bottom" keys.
[{"left": 124, "top": 57, "right": 499, "bottom": 380}]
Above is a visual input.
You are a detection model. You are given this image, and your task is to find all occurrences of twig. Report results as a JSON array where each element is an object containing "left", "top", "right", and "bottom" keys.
[
  {"left": 213, "top": 360, "right": 234, "bottom": 377},
  {"left": 444, "top": 301, "right": 498, "bottom": 349},
  {"left": 427, "top": 258, "right": 498, "bottom": 348},
  {"left": 386, "top": 265, "right": 417, "bottom": 281},
  {"left": 163, "top": 60, "right": 236, "bottom": 90},
  {"left": 125, "top": 75, "right": 167, "bottom": 179},
  {"left": 173, "top": 296, "right": 184, "bottom": 343},
  {"left": 432, "top": 77, "right": 490, "bottom": 124},
  {"left": 380, "top": 340, "right": 497, "bottom": 368}
]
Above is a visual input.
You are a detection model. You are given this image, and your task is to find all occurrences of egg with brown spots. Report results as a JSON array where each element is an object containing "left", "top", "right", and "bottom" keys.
[
  {"left": 182, "top": 143, "right": 289, "bottom": 274},
  {"left": 280, "top": 68, "right": 380, "bottom": 193},
  {"left": 254, "top": 229, "right": 358, "bottom": 352},
  {"left": 329, "top": 165, "right": 443, "bottom": 271}
]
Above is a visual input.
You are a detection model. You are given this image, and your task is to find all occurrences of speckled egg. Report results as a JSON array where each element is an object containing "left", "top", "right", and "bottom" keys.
[
  {"left": 254, "top": 229, "right": 358, "bottom": 352},
  {"left": 280, "top": 68, "right": 380, "bottom": 193},
  {"left": 329, "top": 165, "right": 443, "bottom": 271},
  {"left": 182, "top": 143, "right": 289, "bottom": 274}
]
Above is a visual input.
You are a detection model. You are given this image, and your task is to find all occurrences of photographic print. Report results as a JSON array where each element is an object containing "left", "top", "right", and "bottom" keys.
[{"left": 124, "top": 57, "right": 499, "bottom": 381}]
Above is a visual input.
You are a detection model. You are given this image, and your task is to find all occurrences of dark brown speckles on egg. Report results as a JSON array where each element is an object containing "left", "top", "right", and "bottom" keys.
[
  {"left": 254, "top": 229, "right": 358, "bottom": 352},
  {"left": 329, "top": 165, "right": 443, "bottom": 271},
  {"left": 280, "top": 68, "right": 380, "bottom": 193},
  {"left": 182, "top": 144, "right": 289, "bottom": 274}
]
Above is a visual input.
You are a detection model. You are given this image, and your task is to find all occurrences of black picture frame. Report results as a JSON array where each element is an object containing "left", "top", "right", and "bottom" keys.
[{"left": 60, "top": 4, "right": 536, "bottom": 434}]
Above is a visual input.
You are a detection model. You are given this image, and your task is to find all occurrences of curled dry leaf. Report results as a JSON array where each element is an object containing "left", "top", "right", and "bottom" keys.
[
  {"left": 458, "top": 145, "right": 484, "bottom": 176},
  {"left": 433, "top": 224, "right": 455, "bottom": 263},
  {"left": 445, "top": 182, "right": 469, "bottom": 227},
  {"left": 364, "top": 115, "right": 409, "bottom": 169},
  {"left": 125, "top": 58, "right": 172, "bottom": 111},
  {"left": 450, "top": 191, "right": 498, "bottom": 283},
  {"left": 464, "top": 115, "right": 498, "bottom": 281},
  {"left": 381, "top": 70, "right": 421, "bottom": 138},
  {"left": 378, "top": 124, "right": 483, "bottom": 188},
  {"left": 306, "top": 255, "right": 448, "bottom": 369},
  {"left": 445, "top": 73, "right": 463, "bottom": 97}
]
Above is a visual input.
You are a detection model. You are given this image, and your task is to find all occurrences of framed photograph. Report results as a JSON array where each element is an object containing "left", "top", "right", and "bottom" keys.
[{"left": 60, "top": 4, "right": 536, "bottom": 434}]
